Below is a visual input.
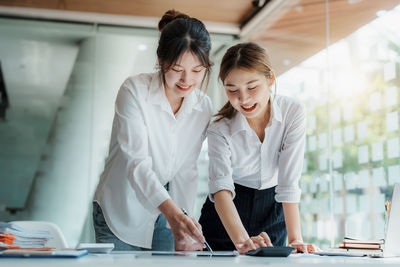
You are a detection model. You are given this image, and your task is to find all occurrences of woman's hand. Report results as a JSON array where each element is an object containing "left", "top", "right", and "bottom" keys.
[
  {"left": 289, "top": 240, "right": 321, "bottom": 253},
  {"left": 235, "top": 232, "right": 272, "bottom": 254},
  {"left": 235, "top": 238, "right": 257, "bottom": 254},
  {"left": 159, "top": 199, "right": 205, "bottom": 251},
  {"left": 171, "top": 214, "right": 205, "bottom": 251},
  {"left": 250, "top": 232, "right": 273, "bottom": 247}
]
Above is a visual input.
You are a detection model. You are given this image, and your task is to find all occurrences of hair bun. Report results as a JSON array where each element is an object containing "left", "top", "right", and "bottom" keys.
[{"left": 158, "top": 9, "right": 190, "bottom": 32}]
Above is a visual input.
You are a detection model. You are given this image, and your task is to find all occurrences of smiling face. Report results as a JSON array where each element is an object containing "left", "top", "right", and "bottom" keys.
[
  {"left": 224, "top": 68, "right": 273, "bottom": 123},
  {"left": 163, "top": 51, "right": 206, "bottom": 103}
]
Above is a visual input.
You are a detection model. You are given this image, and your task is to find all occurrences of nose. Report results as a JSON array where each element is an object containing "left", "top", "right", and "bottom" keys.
[
  {"left": 180, "top": 71, "right": 189, "bottom": 83},
  {"left": 238, "top": 91, "right": 250, "bottom": 103}
]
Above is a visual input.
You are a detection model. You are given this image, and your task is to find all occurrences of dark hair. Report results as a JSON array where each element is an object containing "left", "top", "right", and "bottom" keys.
[
  {"left": 157, "top": 10, "right": 213, "bottom": 92},
  {"left": 215, "top": 42, "right": 275, "bottom": 121}
]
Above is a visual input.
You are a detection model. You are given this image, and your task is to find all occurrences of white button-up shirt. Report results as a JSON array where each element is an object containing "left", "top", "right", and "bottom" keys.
[
  {"left": 207, "top": 95, "right": 305, "bottom": 203},
  {"left": 94, "top": 72, "right": 213, "bottom": 248}
]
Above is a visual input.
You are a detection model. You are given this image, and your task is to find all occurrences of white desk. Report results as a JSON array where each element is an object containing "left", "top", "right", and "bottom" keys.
[{"left": 1, "top": 252, "right": 400, "bottom": 266}]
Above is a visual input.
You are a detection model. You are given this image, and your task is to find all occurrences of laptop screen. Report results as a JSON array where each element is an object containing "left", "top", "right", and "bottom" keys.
[{"left": 383, "top": 183, "right": 400, "bottom": 257}]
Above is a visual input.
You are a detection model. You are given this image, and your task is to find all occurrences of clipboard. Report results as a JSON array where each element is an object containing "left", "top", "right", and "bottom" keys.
[{"left": 0, "top": 249, "right": 88, "bottom": 258}]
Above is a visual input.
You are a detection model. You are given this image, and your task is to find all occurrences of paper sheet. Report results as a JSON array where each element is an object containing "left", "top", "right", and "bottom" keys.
[
  {"left": 333, "top": 150, "right": 343, "bottom": 169},
  {"left": 358, "top": 145, "right": 369, "bottom": 164},
  {"left": 386, "top": 112, "right": 399, "bottom": 132},
  {"left": 385, "top": 86, "right": 398, "bottom": 107},
  {"left": 372, "top": 167, "right": 386, "bottom": 187},
  {"left": 371, "top": 142, "right": 383, "bottom": 162},
  {"left": 344, "top": 125, "right": 355, "bottom": 143},
  {"left": 333, "top": 128, "right": 342, "bottom": 146},
  {"left": 357, "top": 121, "right": 368, "bottom": 140},
  {"left": 388, "top": 165, "right": 400, "bottom": 185},
  {"left": 387, "top": 138, "right": 399, "bottom": 159}
]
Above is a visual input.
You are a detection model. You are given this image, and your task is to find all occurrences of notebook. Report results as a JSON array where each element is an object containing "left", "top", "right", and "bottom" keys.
[
  {"left": 0, "top": 249, "right": 88, "bottom": 258},
  {"left": 315, "top": 183, "right": 400, "bottom": 258}
]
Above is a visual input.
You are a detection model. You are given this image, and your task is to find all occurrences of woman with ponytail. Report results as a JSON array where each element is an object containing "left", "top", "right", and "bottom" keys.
[
  {"left": 93, "top": 10, "right": 213, "bottom": 251},
  {"left": 199, "top": 42, "right": 318, "bottom": 254}
]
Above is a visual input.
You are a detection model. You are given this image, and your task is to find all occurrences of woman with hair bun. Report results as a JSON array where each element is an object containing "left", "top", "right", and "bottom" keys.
[
  {"left": 199, "top": 42, "right": 319, "bottom": 254},
  {"left": 93, "top": 10, "right": 213, "bottom": 251}
]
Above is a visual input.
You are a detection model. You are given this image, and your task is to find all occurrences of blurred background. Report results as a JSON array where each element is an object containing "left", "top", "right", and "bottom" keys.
[{"left": 0, "top": 0, "right": 399, "bottom": 250}]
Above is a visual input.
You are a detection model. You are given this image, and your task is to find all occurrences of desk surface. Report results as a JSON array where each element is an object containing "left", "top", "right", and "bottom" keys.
[{"left": 1, "top": 251, "right": 400, "bottom": 266}]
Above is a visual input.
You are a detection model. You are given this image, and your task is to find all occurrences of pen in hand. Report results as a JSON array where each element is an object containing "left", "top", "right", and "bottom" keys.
[{"left": 181, "top": 208, "right": 214, "bottom": 254}]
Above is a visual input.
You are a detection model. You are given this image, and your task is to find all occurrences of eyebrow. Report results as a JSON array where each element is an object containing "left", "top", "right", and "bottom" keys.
[
  {"left": 174, "top": 64, "right": 204, "bottom": 68},
  {"left": 225, "top": 79, "right": 258, "bottom": 87}
]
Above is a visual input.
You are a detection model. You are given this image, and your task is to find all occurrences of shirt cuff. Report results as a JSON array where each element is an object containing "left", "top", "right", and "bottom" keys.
[
  {"left": 274, "top": 186, "right": 302, "bottom": 203},
  {"left": 208, "top": 177, "right": 235, "bottom": 202},
  {"left": 147, "top": 187, "right": 171, "bottom": 208}
]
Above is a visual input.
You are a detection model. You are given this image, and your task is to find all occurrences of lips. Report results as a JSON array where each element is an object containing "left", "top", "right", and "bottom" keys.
[
  {"left": 176, "top": 84, "right": 192, "bottom": 91},
  {"left": 241, "top": 103, "right": 257, "bottom": 112}
]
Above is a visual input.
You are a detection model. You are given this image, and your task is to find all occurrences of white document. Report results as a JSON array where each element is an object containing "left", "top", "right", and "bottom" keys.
[
  {"left": 346, "top": 195, "right": 357, "bottom": 214},
  {"left": 357, "top": 121, "right": 368, "bottom": 140},
  {"left": 371, "top": 142, "right": 384, "bottom": 162},
  {"left": 357, "top": 170, "right": 370, "bottom": 189},
  {"left": 333, "top": 128, "right": 342, "bottom": 146},
  {"left": 369, "top": 92, "right": 381, "bottom": 111},
  {"left": 333, "top": 149, "right": 343, "bottom": 169},
  {"left": 386, "top": 111, "right": 399, "bottom": 132},
  {"left": 321, "top": 198, "right": 329, "bottom": 215},
  {"left": 358, "top": 145, "right": 369, "bottom": 164},
  {"left": 372, "top": 167, "right": 386, "bottom": 187},
  {"left": 388, "top": 165, "right": 400, "bottom": 185},
  {"left": 319, "top": 133, "right": 327, "bottom": 149},
  {"left": 302, "top": 159, "right": 308, "bottom": 173},
  {"left": 344, "top": 125, "right": 355, "bottom": 143},
  {"left": 319, "top": 178, "right": 328, "bottom": 192},
  {"left": 387, "top": 138, "right": 399, "bottom": 158},
  {"left": 334, "top": 196, "right": 343, "bottom": 214},
  {"left": 343, "top": 105, "right": 353, "bottom": 121},
  {"left": 373, "top": 193, "right": 385, "bottom": 213},
  {"left": 331, "top": 107, "right": 341, "bottom": 124},
  {"left": 384, "top": 61, "right": 396, "bottom": 82},
  {"left": 345, "top": 172, "right": 356, "bottom": 190},
  {"left": 333, "top": 172, "right": 343, "bottom": 191},
  {"left": 385, "top": 86, "right": 398, "bottom": 107},
  {"left": 308, "top": 135, "right": 317, "bottom": 151},
  {"left": 319, "top": 152, "right": 327, "bottom": 171},
  {"left": 309, "top": 179, "right": 317, "bottom": 193},
  {"left": 300, "top": 180, "right": 308, "bottom": 194}
]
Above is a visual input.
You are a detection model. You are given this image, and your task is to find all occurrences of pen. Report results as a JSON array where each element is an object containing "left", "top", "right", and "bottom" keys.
[{"left": 181, "top": 208, "right": 214, "bottom": 254}]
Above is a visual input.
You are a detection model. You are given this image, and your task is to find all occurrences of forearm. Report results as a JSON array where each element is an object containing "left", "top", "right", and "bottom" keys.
[
  {"left": 282, "top": 202, "right": 303, "bottom": 244},
  {"left": 214, "top": 190, "right": 249, "bottom": 244},
  {"left": 158, "top": 198, "right": 181, "bottom": 220}
]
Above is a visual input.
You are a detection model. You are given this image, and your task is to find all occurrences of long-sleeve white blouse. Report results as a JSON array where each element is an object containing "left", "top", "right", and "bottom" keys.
[
  {"left": 207, "top": 95, "right": 305, "bottom": 203},
  {"left": 94, "top": 72, "right": 213, "bottom": 248}
]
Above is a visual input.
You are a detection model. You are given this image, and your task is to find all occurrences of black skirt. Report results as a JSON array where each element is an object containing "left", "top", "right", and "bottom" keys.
[{"left": 199, "top": 184, "right": 287, "bottom": 251}]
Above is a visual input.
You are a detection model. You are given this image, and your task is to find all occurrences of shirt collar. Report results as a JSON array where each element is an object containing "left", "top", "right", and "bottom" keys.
[
  {"left": 271, "top": 96, "right": 282, "bottom": 123},
  {"left": 147, "top": 72, "right": 203, "bottom": 115},
  {"left": 230, "top": 97, "right": 282, "bottom": 136}
]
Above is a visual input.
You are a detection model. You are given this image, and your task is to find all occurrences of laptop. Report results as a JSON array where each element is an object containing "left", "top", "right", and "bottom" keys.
[{"left": 315, "top": 183, "right": 400, "bottom": 258}]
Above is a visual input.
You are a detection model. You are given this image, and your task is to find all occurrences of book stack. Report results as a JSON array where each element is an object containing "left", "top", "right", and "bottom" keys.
[
  {"left": 0, "top": 222, "right": 53, "bottom": 250},
  {"left": 338, "top": 237, "right": 384, "bottom": 251}
]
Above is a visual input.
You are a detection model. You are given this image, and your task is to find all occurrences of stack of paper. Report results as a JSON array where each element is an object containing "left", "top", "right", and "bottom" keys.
[
  {"left": 339, "top": 237, "right": 384, "bottom": 250},
  {"left": 0, "top": 222, "right": 53, "bottom": 250}
]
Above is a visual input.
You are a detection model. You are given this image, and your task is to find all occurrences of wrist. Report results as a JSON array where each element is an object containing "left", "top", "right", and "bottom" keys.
[
  {"left": 289, "top": 238, "right": 304, "bottom": 245},
  {"left": 158, "top": 199, "right": 181, "bottom": 221},
  {"left": 232, "top": 232, "right": 250, "bottom": 246}
]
